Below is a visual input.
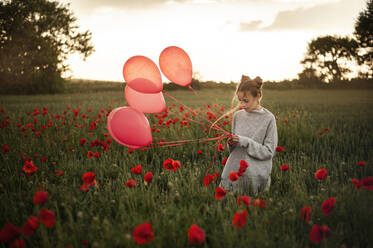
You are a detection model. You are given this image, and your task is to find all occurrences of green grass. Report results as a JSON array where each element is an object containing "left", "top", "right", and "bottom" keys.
[{"left": 1, "top": 88, "right": 373, "bottom": 247}]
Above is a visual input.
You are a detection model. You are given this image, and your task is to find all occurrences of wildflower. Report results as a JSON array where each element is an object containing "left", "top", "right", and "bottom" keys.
[
  {"left": 361, "top": 176, "right": 373, "bottom": 190},
  {"left": 321, "top": 198, "right": 336, "bottom": 216},
  {"left": 188, "top": 224, "right": 205, "bottom": 244},
  {"left": 357, "top": 161, "right": 365, "bottom": 167},
  {"left": 232, "top": 210, "right": 248, "bottom": 228},
  {"left": 125, "top": 179, "right": 136, "bottom": 188},
  {"left": 203, "top": 174, "right": 214, "bottom": 186},
  {"left": 133, "top": 222, "right": 154, "bottom": 245},
  {"left": 131, "top": 165, "right": 142, "bottom": 175},
  {"left": 217, "top": 144, "right": 225, "bottom": 151},
  {"left": 33, "top": 191, "right": 49, "bottom": 205},
  {"left": 23, "top": 161, "right": 38, "bottom": 176},
  {"left": 82, "top": 172, "right": 96, "bottom": 186},
  {"left": 39, "top": 209, "right": 55, "bottom": 228},
  {"left": 144, "top": 172, "right": 153, "bottom": 183},
  {"left": 300, "top": 206, "right": 312, "bottom": 223},
  {"left": 0, "top": 223, "right": 20, "bottom": 243},
  {"left": 2, "top": 144, "right": 9, "bottom": 153},
  {"left": 237, "top": 196, "right": 251, "bottom": 206},
  {"left": 315, "top": 169, "right": 328, "bottom": 180},
  {"left": 215, "top": 187, "right": 226, "bottom": 200},
  {"left": 276, "top": 146, "right": 284, "bottom": 152},
  {"left": 229, "top": 171, "right": 239, "bottom": 182},
  {"left": 22, "top": 216, "right": 39, "bottom": 236},
  {"left": 280, "top": 164, "right": 290, "bottom": 171}
]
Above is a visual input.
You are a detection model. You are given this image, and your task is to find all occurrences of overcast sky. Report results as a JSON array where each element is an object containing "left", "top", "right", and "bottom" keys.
[{"left": 60, "top": 0, "right": 367, "bottom": 82}]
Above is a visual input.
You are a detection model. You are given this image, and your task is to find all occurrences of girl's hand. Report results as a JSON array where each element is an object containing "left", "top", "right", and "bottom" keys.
[{"left": 228, "top": 135, "right": 239, "bottom": 146}]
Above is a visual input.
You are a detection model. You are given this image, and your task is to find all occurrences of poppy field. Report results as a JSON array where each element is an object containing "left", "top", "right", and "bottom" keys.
[{"left": 1, "top": 88, "right": 373, "bottom": 247}]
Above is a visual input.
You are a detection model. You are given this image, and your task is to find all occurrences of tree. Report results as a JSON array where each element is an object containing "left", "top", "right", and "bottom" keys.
[
  {"left": 354, "top": 0, "right": 373, "bottom": 78},
  {"left": 300, "top": 35, "right": 358, "bottom": 82},
  {"left": 0, "top": 0, "right": 94, "bottom": 94}
]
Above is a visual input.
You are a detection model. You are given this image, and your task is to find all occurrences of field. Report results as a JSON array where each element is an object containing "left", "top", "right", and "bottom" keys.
[{"left": 1, "top": 88, "right": 373, "bottom": 247}]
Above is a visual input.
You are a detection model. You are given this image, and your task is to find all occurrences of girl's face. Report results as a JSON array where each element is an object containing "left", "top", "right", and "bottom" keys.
[{"left": 237, "top": 91, "right": 261, "bottom": 112}]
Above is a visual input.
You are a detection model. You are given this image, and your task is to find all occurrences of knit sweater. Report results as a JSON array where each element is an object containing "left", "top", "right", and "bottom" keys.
[{"left": 219, "top": 107, "right": 278, "bottom": 194}]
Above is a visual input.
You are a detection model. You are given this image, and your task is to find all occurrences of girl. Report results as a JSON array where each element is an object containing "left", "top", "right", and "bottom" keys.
[{"left": 219, "top": 75, "right": 278, "bottom": 195}]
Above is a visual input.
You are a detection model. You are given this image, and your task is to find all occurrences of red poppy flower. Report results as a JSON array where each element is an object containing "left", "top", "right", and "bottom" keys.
[
  {"left": 144, "top": 172, "right": 153, "bottom": 183},
  {"left": 217, "top": 144, "right": 225, "bottom": 151},
  {"left": 56, "top": 171, "right": 64, "bottom": 177},
  {"left": 215, "top": 187, "right": 226, "bottom": 200},
  {"left": 315, "top": 169, "right": 328, "bottom": 180},
  {"left": 93, "top": 152, "right": 99, "bottom": 159},
  {"left": 0, "top": 223, "right": 20, "bottom": 243},
  {"left": 79, "top": 138, "right": 86, "bottom": 146},
  {"left": 310, "top": 224, "right": 322, "bottom": 243},
  {"left": 276, "top": 146, "right": 284, "bottom": 152},
  {"left": 22, "top": 216, "right": 39, "bottom": 236},
  {"left": 212, "top": 172, "right": 219, "bottom": 179},
  {"left": 125, "top": 179, "right": 136, "bottom": 187},
  {"left": 254, "top": 199, "right": 266, "bottom": 208},
  {"left": 128, "top": 148, "right": 134, "bottom": 154},
  {"left": 82, "top": 172, "right": 96, "bottom": 186},
  {"left": 237, "top": 196, "right": 251, "bottom": 206},
  {"left": 229, "top": 171, "right": 239, "bottom": 182},
  {"left": 39, "top": 209, "right": 56, "bottom": 228},
  {"left": 33, "top": 191, "right": 49, "bottom": 205},
  {"left": 133, "top": 222, "right": 154, "bottom": 245},
  {"left": 361, "top": 176, "right": 373, "bottom": 190},
  {"left": 87, "top": 151, "right": 93, "bottom": 159},
  {"left": 188, "top": 224, "right": 205, "bottom": 244},
  {"left": 321, "top": 198, "right": 336, "bottom": 216},
  {"left": 203, "top": 174, "right": 214, "bottom": 186},
  {"left": 357, "top": 161, "right": 365, "bottom": 167},
  {"left": 232, "top": 210, "right": 248, "bottom": 228},
  {"left": 352, "top": 178, "right": 362, "bottom": 190},
  {"left": 2, "top": 144, "right": 9, "bottom": 153},
  {"left": 320, "top": 224, "right": 331, "bottom": 238},
  {"left": 222, "top": 157, "right": 227, "bottom": 166},
  {"left": 10, "top": 238, "right": 25, "bottom": 248},
  {"left": 131, "top": 165, "right": 142, "bottom": 175},
  {"left": 300, "top": 206, "right": 312, "bottom": 223},
  {"left": 197, "top": 150, "right": 203, "bottom": 155},
  {"left": 23, "top": 161, "right": 38, "bottom": 175},
  {"left": 237, "top": 161, "right": 249, "bottom": 176},
  {"left": 280, "top": 164, "right": 290, "bottom": 171},
  {"left": 172, "top": 160, "right": 181, "bottom": 169}
]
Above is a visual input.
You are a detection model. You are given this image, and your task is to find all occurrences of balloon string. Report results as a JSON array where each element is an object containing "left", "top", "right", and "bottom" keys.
[
  {"left": 166, "top": 109, "right": 227, "bottom": 133},
  {"left": 162, "top": 90, "right": 230, "bottom": 135},
  {"left": 206, "top": 137, "right": 222, "bottom": 173},
  {"left": 158, "top": 135, "right": 229, "bottom": 145},
  {"left": 188, "top": 85, "right": 217, "bottom": 118}
]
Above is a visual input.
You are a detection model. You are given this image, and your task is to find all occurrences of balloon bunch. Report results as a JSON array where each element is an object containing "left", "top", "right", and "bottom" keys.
[{"left": 107, "top": 46, "right": 194, "bottom": 149}]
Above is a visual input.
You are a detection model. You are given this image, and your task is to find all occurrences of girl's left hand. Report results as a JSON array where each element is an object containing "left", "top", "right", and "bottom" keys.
[{"left": 228, "top": 135, "right": 239, "bottom": 146}]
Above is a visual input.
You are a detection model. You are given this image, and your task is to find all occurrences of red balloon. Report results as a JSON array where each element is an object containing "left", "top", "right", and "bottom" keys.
[
  {"left": 125, "top": 85, "right": 166, "bottom": 114},
  {"left": 123, "top": 55, "right": 163, "bottom": 93},
  {"left": 107, "top": 106, "right": 152, "bottom": 148},
  {"left": 159, "top": 46, "right": 192, "bottom": 87}
]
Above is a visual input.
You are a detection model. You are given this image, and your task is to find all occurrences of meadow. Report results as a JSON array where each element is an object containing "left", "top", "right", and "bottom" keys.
[{"left": 1, "top": 87, "right": 373, "bottom": 248}]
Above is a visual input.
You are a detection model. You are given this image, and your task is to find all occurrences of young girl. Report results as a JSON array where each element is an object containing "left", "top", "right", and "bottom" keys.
[{"left": 219, "top": 75, "right": 278, "bottom": 195}]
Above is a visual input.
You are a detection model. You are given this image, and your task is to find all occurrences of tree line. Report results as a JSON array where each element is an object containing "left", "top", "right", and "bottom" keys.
[{"left": 0, "top": 0, "right": 372, "bottom": 94}]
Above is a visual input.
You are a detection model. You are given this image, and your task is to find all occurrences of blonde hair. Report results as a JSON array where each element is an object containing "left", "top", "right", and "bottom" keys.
[{"left": 211, "top": 75, "right": 264, "bottom": 130}]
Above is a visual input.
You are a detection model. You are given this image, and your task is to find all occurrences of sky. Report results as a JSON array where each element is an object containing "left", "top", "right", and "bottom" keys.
[{"left": 60, "top": 0, "right": 367, "bottom": 83}]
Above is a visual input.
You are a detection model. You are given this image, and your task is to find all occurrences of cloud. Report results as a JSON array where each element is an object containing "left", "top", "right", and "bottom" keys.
[
  {"left": 239, "top": 0, "right": 365, "bottom": 32},
  {"left": 64, "top": 0, "right": 218, "bottom": 10},
  {"left": 239, "top": 20, "right": 263, "bottom": 31}
]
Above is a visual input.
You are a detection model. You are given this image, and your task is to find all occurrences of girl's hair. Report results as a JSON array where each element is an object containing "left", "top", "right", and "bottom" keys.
[
  {"left": 211, "top": 75, "right": 264, "bottom": 130},
  {"left": 237, "top": 75, "right": 263, "bottom": 98}
]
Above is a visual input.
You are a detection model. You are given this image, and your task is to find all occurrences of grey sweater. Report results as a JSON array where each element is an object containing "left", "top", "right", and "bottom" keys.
[{"left": 219, "top": 108, "right": 278, "bottom": 195}]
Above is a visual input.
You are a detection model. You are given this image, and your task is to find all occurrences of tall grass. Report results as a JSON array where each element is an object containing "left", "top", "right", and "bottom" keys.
[{"left": 0, "top": 88, "right": 372, "bottom": 247}]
